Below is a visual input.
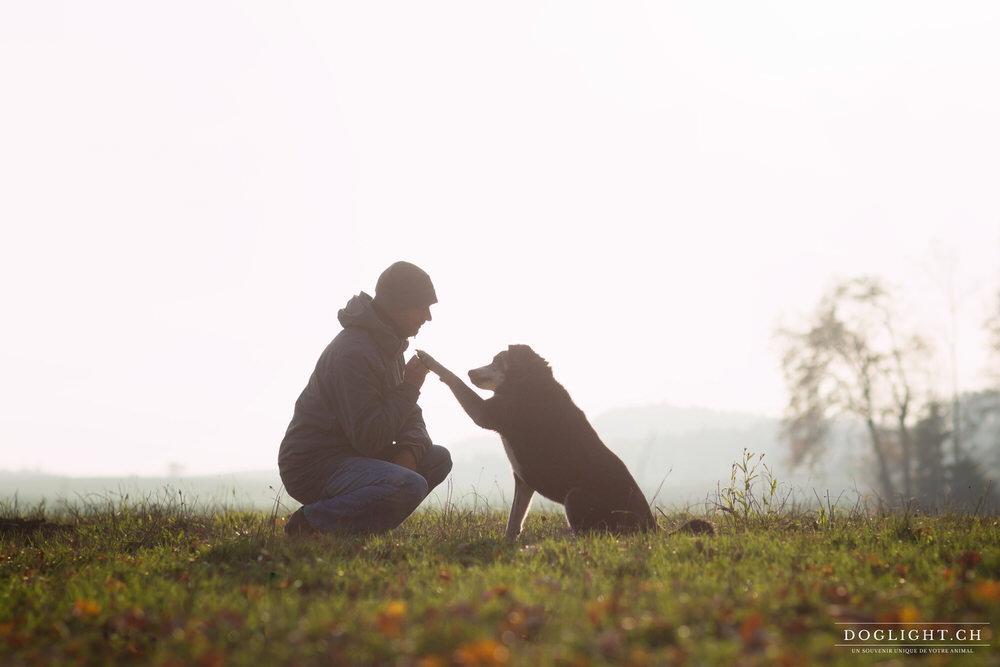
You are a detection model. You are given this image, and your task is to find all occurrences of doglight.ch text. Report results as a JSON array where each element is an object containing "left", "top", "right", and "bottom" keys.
[{"left": 835, "top": 623, "right": 991, "bottom": 655}]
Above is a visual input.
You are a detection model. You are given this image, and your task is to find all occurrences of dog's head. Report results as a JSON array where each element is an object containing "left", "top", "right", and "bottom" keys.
[{"left": 468, "top": 344, "right": 551, "bottom": 392}]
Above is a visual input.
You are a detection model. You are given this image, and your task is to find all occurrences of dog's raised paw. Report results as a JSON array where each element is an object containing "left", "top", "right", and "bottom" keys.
[{"left": 416, "top": 350, "right": 437, "bottom": 368}]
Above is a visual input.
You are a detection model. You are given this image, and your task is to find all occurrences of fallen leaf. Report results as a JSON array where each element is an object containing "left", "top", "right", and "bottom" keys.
[
  {"left": 899, "top": 605, "right": 921, "bottom": 625},
  {"left": 740, "top": 611, "right": 764, "bottom": 646},
  {"left": 72, "top": 599, "right": 101, "bottom": 618},
  {"left": 453, "top": 638, "right": 509, "bottom": 665},
  {"left": 376, "top": 600, "right": 408, "bottom": 637},
  {"left": 972, "top": 580, "right": 1000, "bottom": 602},
  {"left": 957, "top": 551, "right": 982, "bottom": 568}
]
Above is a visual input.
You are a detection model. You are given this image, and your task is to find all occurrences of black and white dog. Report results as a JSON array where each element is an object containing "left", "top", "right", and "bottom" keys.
[{"left": 417, "top": 345, "right": 655, "bottom": 541}]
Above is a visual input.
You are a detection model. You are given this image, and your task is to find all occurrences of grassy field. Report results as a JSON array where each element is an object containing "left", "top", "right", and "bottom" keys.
[{"left": 2, "top": 488, "right": 998, "bottom": 667}]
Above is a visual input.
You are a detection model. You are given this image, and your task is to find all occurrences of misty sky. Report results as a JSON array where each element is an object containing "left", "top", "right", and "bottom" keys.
[{"left": 2, "top": 2, "right": 999, "bottom": 477}]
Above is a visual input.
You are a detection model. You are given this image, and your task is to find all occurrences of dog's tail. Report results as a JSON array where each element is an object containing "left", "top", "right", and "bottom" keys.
[
  {"left": 667, "top": 518, "right": 717, "bottom": 537},
  {"left": 655, "top": 508, "right": 718, "bottom": 537}
]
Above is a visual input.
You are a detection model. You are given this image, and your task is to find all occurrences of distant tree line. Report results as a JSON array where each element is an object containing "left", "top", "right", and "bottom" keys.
[
  {"left": 776, "top": 277, "right": 999, "bottom": 512},
  {"left": 989, "top": 290, "right": 1000, "bottom": 369}
]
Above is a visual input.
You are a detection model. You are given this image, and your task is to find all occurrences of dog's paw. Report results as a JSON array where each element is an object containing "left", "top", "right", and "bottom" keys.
[{"left": 416, "top": 349, "right": 442, "bottom": 374}]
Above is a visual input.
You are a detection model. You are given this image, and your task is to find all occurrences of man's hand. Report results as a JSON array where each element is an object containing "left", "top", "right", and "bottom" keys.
[
  {"left": 403, "top": 354, "right": 430, "bottom": 389},
  {"left": 390, "top": 448, "right": 418, "bottom": 472}
]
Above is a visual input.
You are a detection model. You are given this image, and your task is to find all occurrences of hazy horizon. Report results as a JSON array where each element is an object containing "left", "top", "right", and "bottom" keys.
[
  {"left": 1, "top": 402, "right": 868, "bottom": 513},
  {"left": 2, "top": 399, "right": 779, "bottom": 478},
  {"left": 3, "top": 2, "right": 999, "bottom": 479}
]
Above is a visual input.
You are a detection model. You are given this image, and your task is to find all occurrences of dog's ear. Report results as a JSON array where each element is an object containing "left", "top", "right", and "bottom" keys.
[{"left": 506, "top": 344, "right": 551, "bottom": 379}]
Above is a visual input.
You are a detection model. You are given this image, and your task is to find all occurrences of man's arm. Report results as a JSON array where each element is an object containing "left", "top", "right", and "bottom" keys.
[
  {"left": 416, "top": 350, "right": 497, "bottom": 430},
  {"left": 329, "top": 351, "right": 424, "bottom": 459},
  {"left": 393, "top": 405, "right": 432, "bottom": 460}
]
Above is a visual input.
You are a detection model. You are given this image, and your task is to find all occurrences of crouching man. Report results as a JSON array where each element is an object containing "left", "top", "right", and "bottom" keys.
[{"left": 278, "top": 261, "right": 452, "bottom": 535}]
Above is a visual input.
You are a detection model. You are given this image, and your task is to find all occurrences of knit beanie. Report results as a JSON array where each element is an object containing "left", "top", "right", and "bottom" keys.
[{"left": 374, "top": 261, "right": 438, "bottom": 312}]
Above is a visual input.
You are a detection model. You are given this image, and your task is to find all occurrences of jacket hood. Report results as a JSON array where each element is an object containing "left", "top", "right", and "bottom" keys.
[{"left": 338, "top": 292, "right": 408, "bottom": 356}]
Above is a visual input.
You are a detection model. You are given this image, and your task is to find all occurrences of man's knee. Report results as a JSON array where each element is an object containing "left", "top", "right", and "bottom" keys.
[
  {"left": 397, "top": 469, "right": 430, "bottom": 506},
  {"left": 420, "top": 445, "right": 453, "bottom": 490},
  {"left": 424, "top": 445, "right": 452, "bottom": 469}
]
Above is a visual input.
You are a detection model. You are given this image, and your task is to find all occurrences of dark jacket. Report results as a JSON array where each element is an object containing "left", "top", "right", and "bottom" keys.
[{"left": 278, "top": 293, "right": 432, "bottom": 504}]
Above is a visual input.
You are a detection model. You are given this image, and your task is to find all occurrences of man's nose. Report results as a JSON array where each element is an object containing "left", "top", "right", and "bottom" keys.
[{"left": 424, "top": 307, "right": 433, "bottom": 322}]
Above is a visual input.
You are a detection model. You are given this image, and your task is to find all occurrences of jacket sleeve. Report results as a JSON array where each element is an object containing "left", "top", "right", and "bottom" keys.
[
  {"left": 328, "top": 348, "right": 421, "bottom": 459},
  {"left": 394, "top": 405, "right": 433, "bottom": 460}
]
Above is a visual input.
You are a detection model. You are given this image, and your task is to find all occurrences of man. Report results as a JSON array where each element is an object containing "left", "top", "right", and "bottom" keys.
[{"left": 278, "top": 261, "right": 452, "bottom": 535}]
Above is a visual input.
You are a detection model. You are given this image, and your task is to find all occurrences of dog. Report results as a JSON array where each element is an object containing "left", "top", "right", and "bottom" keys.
[{"left": 416, "top": 345, "right": 656, "bottom": 541}]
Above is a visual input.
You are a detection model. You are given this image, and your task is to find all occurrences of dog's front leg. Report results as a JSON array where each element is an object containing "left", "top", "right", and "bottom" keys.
[
  {"left": 417, "top": 350, "right": 494, "bottom": 429},
  {"left": 504, "top": 475, "right": 535, "bottom": 542}
]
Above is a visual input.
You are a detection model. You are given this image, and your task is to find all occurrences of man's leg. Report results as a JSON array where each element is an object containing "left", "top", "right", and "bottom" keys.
[
  {"left": 302, "top": 457, "right": 429, "bottom": 534},
  {"left": 417, "top": 445, "right": 452, "bottom": 492}
]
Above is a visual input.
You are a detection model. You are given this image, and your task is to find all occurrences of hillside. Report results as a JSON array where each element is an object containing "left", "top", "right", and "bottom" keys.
[{"left": 445, "top": 402, "right": 862, "bottom": 509}]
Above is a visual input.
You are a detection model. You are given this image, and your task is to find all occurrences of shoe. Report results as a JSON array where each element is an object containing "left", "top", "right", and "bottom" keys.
[{"left": 284, "top": 508, "right": 315, "bottom": 536}]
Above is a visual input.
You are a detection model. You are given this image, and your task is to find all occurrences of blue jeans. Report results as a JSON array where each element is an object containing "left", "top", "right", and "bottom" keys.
[{"left": 301, "top": 445, "right": 452, "bottom": 534}]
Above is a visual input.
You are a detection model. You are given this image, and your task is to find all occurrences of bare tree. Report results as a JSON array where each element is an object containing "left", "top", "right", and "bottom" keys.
[
  {"left": 913, "top": 402, "right": 948, "bottom": 508},
  {"left": 923, "top": 246, "right": 966, "bottom": 460},
  {"left": 777, "top": 276, "right": 931, "bottom": 500}
]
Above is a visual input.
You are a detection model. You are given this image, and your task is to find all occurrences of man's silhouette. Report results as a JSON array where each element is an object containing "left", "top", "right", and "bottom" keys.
[{"left": 278, "top": 261, "right": 451, "bottom": 535}]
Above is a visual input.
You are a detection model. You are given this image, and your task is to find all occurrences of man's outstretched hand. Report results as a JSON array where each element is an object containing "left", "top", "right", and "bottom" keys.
[{"left": 403, "top": 354, "right": 430, "bottom": 389}]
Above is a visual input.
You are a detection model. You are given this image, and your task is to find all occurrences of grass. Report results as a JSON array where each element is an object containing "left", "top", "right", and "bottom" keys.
[{"left": 1, "top": 486, "right": 999, "bottom": 665}]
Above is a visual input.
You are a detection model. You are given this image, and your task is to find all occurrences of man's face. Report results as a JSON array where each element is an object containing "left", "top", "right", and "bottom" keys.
[{"left": 389, "top": 305, "right": 433, "bottom": 338}]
